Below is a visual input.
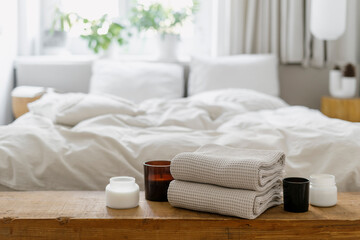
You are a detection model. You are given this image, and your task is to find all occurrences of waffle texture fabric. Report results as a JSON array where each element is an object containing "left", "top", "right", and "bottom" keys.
[
  {"left": 170, "top": 144, "right": 285, "bottom": 191},
  {"left": 168, "top": 180, "right": 282, "bottom": 219}
]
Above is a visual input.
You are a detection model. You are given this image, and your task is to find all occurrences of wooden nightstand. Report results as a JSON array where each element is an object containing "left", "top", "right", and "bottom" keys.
[
  {"left": 321, "top": 96, "right": 360, "bottom": 122},
  {"left": 11, "top": 86, "right": 46, "bottom": 119}
]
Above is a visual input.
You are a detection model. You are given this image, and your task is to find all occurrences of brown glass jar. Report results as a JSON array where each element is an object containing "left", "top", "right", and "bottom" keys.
[{"left": 143, "top": 160, "right": 173, "bottom": 201}]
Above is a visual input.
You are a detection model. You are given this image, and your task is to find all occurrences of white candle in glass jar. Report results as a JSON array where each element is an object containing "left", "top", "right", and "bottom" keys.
[
  {"left": 310, "top": 174, "right": 337, "bottom": 207},
  {"left": 106, "top": 176, "right": 140, "bottom": 209}
]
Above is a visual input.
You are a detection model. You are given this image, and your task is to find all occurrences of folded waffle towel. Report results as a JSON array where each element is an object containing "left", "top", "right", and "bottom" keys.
[
  {"left": 170, "top": 144, "right": 285, "bottom": 191},
  {"left": 168, "top": 180, "right": 282, "bottom": 219}
]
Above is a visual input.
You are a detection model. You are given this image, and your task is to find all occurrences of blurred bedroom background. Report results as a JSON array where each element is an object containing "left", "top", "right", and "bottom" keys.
[{"left": 0, "top": 0, "right": 359, "bottom": 124}]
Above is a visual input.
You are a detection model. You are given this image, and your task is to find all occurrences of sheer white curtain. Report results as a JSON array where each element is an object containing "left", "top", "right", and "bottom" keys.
[
  {"left": 18, "top": 0, "right": 41, "bottom": 56},
  {"left": 213, "top": 0, "right": 358, "bottom": 67}
]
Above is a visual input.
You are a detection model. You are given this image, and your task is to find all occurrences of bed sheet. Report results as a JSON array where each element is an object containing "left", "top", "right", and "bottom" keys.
[{"left": 0, "top": 89, "right": 359, "bottom": 191}]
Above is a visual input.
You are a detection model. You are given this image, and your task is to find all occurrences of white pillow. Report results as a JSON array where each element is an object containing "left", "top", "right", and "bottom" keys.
[
  {"left": 89, "top": 60, "right": 184, "bottom": 103},
  {"left": 188, "top": 55, "right": 279, "bottom": 96}
]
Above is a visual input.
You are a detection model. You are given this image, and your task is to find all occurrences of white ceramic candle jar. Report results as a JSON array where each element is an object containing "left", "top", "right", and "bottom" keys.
[
  {"left": 106, "top": 176, "right": 140, "bottom": 209},
  {"left": 310, "top": 174, "right": 337, "bottom": 207}
]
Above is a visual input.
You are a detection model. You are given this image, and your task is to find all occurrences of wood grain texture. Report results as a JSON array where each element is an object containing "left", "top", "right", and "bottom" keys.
[
  {"left": 12, "top": 96, "right": 41, "bottom": 119},
  {"left": 321, "top": 96, "right": 360, "bottom": 122},
  {"left": 0, "top": 191, "right": 359, "bottom": 239}
]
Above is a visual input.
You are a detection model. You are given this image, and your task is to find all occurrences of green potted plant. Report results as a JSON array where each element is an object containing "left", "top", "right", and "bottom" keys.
[
  {"left": 49, "top": 8, "right": 129, "bottom": 56},
  {"left": 44, "top": 7, "right": 78, "bottom": 54},
  {"left": 130, "top": 1, "right": 199, "bottom": 60},
  {"left": 79, "top": 14, "right": 129, "bottom": 56},
  {"left": 329, "top": 63, "right": 357, "bottom": 98}
]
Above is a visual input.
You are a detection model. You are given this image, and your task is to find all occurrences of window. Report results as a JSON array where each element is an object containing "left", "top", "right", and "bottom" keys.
[
  {"left": 60, "top": 0, "right": 120, "bottom": 20},
  {"left": 39, "top": 0, "right": 212, "bottom": 58}
]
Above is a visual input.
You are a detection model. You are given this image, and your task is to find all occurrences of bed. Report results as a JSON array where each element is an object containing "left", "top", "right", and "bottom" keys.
[
  {"left": 1, "top": 88, "right": 360, "bottom": 191},
  {"left": 2, "top": 55, "right": 360, "bottom": 192}
]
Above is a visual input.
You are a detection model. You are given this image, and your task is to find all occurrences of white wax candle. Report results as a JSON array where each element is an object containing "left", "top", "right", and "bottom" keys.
[
  {"left": 106, "top": 176, "right": 139, "bottom": 209},
  {"left": 310, "top": 174, "right": 337, "bottom": 207}
]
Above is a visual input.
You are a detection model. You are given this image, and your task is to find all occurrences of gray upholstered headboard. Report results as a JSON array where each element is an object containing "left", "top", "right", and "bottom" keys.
[
  {"left": 15, "top": 56, "right": 94, "bottom": 93},
  {"left": 15, "top": 57, "right": 190, "bottom": 96}
]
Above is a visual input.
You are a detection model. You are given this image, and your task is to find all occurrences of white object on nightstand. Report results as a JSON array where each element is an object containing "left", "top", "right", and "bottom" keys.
[
  {"left": 11, "top": 86, "right": 47, "bottom": 98},
  {"left": 330, "top": 73, "right": 357, "bottom": 98},
  {"left": 11, "top": 86, "right": 50, "bottom": 119}
]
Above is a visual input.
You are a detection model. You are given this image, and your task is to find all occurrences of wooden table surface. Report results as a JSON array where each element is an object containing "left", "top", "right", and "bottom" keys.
[
  {"left": 321, "top": 96, "right": 360, "bottom": 122},
  {"left": 0, "top": 191, "right": 359, "bottom": 239}
]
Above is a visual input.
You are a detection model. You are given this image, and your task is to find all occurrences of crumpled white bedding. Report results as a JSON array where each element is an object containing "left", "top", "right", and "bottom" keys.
[{"left": 1, "top": 89, "right": 360, "bottom": 191}]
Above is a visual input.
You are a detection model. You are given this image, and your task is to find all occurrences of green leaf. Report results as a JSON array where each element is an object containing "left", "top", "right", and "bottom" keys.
[
  {"left": 129, "top": 0, "right": 198, "bottom": 34},
  {"left": 51, "top": 6, "right": 133, "bottom": 54}
]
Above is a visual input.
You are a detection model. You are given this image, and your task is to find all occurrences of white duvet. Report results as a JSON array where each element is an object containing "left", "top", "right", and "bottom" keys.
[{"left": 1, "top": 89, "right": 360, "bottom": 191}]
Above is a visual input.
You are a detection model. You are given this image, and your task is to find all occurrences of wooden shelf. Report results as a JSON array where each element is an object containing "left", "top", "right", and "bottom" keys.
[
  {"left": 321, "top": 96, "right": 360, "bottom": 122},
  {"left": 12, "top": 96, "right": 41, "bottom": 119},
  {"left": 0, "top": 191, "right": 360, "bottom": 239}
]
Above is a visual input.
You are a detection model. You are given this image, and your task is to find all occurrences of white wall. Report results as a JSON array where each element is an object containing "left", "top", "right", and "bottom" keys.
[
  {"left": 0, "top": 0, "right": 18, "bottom": 124},
  {"left": 279, "top": 65, "right": 330, "bottom": 109}
]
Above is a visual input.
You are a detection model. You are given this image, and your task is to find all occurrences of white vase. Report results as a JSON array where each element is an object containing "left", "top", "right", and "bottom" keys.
[
  {"left": 341, "top": 77, "right": 357, "bottom": 98},
  {"left": 329, "top": 73, "right": 357, "bottom": 98},
  {"left": 157, "top": 34, "right": 179, "bottom": 61},
  {"left": 101, "top": 41, "right": 118, "bottom": 59},
  {"left": 329, "top": 69, "right": 342, "bottom": 97}
]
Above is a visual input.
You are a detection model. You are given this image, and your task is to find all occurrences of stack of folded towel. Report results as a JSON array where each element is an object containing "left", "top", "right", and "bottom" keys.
[{"left": 167, "top": 144, "right": 285, "bottom": 219}]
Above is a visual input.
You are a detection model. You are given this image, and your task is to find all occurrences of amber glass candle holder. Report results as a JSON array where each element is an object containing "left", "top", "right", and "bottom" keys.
[{"left": 144, "top": 160, "right": 173, "bottom": 202}]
